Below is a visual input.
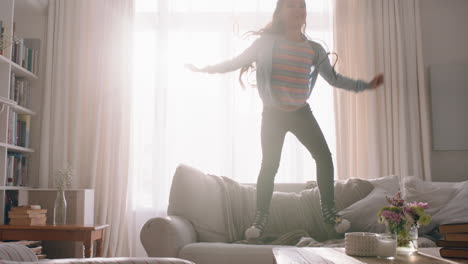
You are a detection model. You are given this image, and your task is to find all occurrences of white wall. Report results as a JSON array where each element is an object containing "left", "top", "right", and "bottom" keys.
[
  {"left": 419, "top": 0, "right": 468, "bottom": 182},
  {"left": 14, "top": 3, "right": 48, "bottom": 187}
]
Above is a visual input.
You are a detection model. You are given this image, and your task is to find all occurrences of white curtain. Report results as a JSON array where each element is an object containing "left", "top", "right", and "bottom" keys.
[
  {"left": 131, "top": 0, "right": 336, "bottom": 256},
  {"left": 333, "top": 0, "right": 431, "bottom": 180},
  {"left": 41, "top": 0, "right": 134, "bottom": 256}
]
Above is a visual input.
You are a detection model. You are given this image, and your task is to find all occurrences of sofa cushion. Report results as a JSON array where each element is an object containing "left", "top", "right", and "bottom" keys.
[{"left": 168, "top": 164, "right": 228, "bottom": 242}]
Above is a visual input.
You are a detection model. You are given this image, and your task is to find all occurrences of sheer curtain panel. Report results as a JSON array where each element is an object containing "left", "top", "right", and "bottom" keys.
[
  {"left": 41, "top": 0, "right": 134, "bottom": 256},
  {"left": 333, "top": 0, "right": 431, "bottom": 181}
]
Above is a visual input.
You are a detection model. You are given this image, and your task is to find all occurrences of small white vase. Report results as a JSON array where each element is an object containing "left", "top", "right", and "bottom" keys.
[{"left": 53, "top": 190, "right": 67, "bottom": 225}]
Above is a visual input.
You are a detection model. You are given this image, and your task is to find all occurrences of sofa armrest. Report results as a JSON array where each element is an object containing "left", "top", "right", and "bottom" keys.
[
  {"left": 0, "top": 243, "right": 38, "bottom": 262},
  {"left": 140, "top": 216, "right": 197, "bottom": 258}
]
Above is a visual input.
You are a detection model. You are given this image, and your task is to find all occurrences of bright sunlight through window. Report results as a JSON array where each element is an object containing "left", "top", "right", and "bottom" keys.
[{"left": 132, "top": 0, "right": 336, "bottom": 208}]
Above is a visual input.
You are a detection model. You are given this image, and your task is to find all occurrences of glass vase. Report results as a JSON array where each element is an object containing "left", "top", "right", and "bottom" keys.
[
  {"left": 53, "top": 190, "right": 67, "bottom": 225},
  {"left": 396, "top": 223, "right": 418, "bottom": 255}
]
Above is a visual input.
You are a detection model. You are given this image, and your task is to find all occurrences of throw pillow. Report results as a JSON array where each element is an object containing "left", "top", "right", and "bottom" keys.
[
  {"left": 334, "top": 178, "right": 375, "bottom": 210},
  {"left": 367, "top": 175, "right": 400, "bottom": 194},
  {"left": 406, "top": 186, "right": 457, "bottom": 216},
  {"left": 339, "top": 187, "right": 394, "bottom": 234},
  {"left": 403, "top": 176, "right": 439, "bottom": 196},
  {"left": 338, "top": 175, "right": 401, "bottom": 234},
  {"left": 420, "top": 180, "right": 468, "bottom": 234}
]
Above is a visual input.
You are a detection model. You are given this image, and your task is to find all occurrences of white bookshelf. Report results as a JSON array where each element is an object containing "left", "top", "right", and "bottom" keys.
[
  {"left": 0, "top": 0, "right": 47, "bottom": 224},
  {"left": 0, "top": 3, "right": 95, "bottom": 257}
]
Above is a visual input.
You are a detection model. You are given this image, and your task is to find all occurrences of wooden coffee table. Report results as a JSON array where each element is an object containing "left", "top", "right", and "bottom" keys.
[
  {"left": 0, "top": 224, "right": 109, "bottom": 258},
  {"left": 273, "top": 247, "right": 468, "bottom": 264}
]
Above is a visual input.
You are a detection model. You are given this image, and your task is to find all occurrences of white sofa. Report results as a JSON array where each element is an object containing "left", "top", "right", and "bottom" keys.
[{"left": 140, "top": 164, "right": 467, "bottom": 264}]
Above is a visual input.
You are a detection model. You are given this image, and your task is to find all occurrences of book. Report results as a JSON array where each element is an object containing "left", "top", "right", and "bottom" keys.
[
  {"left": 8, "top": 212, "right": 46, "bottom": 218},
  {"left": 8, "top": 214, "right": 46, "bottom": 220},
  {"left": 9, "top": 216, "right": 46, "bottom": 226},
  {"left": 4, "top": 191, "right": 15, "bottom": 224},
  {"left": 9, "top": 206, "right": 46, "bottom": 218},
  {"left": 10, "top": 208, "right": 46, "bottom": 214},
  {"left": 437, "top": 239, "right": 468, "bottom": 248},
  {"left": 10, "top": 72, "right": 15, "bottom": 101},
  {"left": 11, "top": 205, "right": 43, "bottom": 211},
  {"left": 11, "top": 205, "right": 42, "bottom": 210},
  {"left": 444, "top": 233, "right": 468, "bottom": 242},
  {"left": 5, "top": 153, "right": 30, "bottom": 186},
  {"left": 6, "top": 155, "right": 14, "bottom": 186},
  {"left": 16, "top": 240, "right": 42, "bottom": 247},
  {"left": 29, "top": 246, "right": 42, "bottom": 255},
  {"left": 0, "top": 20, "right": 4, "bottom": 55},
  {"left": 23, "top": 39, "right": 40, "bottom": 75},
  {"left": 17, "top": 115, "right": 30, "bottom": 148},
  {"left": 439, "top": 222, "right": 468, "bottom": 234},
  {"left": 440, "top": 248, "right": 468, "bottom": 259}
]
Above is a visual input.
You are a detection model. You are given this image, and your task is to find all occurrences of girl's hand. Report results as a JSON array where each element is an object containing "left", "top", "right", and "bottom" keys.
[
  {"left": 370, "top": 73, "right": 384, "bottom": 89},
  {"left": 185, "top": 64, "right": 202, "bottom": 72}
]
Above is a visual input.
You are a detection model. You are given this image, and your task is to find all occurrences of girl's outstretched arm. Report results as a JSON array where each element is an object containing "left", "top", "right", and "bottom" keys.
[
  {"left": 185, "top": 64, "right": 209, "bottom": 73},
  {"left": 369, "top": 73, "right": 384, "bottom": 89},
  {"left": 186, "top": 38, "right": 261, "bottom": 74},
  {"left": 316, "top": 44, "right": 383, "bottom": 92}
]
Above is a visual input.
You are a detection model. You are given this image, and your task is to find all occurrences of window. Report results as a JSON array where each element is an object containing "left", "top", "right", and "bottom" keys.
[{"left": 132, "top": 0, "right": 336, "bottom": 208}]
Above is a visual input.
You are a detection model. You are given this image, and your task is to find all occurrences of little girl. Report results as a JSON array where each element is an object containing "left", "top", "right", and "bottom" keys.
[{"left": 187, "top": 0, "right": 384, "bottom": 241}]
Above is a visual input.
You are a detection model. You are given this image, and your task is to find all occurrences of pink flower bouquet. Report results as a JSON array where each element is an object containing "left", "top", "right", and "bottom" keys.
[{"left": 377, "top": 192, "right": 431, "bottom": 248}]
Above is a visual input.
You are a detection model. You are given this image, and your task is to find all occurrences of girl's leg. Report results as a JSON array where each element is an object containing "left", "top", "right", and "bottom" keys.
[
  {"left": 289, "top": 105, "right": 347, "bottom": 228},
  {"left": 256, "top": 113, "right": 287, "bottom": 213},
  {"left": 245, "top": 108, "right": 287, "bottom": 240}
]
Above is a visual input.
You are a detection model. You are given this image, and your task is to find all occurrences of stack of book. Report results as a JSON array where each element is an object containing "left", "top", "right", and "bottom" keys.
[
  {"left": 437, "top": 222, "right": 468, "bottom": 259},
  {"left": 8, "top": 205, "right": 47, "bottom": 226}
]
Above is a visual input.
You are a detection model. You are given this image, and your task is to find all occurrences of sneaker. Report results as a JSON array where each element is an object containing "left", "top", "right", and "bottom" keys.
[
  {"left": 244, "top": 210, "right": 269, "bottom": 241},
  {"left": 321, "top": 204, "right": 351, "bottom": 234},
  {"left": 321, "top": 204, "right": 339, "bottom": 224}
]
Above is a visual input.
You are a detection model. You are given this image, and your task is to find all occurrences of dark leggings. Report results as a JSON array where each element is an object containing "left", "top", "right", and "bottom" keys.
[{"left": 256, "top": 103, "right": 334, "bottom": 213}]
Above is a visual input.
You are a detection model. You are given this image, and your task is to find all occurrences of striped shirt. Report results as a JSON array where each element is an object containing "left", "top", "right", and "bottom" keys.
[{"left": 271, "top": 38, "right": 315, "bottom": 111}]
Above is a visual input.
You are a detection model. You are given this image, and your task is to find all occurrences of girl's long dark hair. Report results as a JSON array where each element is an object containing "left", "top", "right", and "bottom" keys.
[
  {"left": 239, "top": 0, "right": 308, "bottom": 89},
  {"left": 239, "top": 0, "right": 340, "bottom": 89}
]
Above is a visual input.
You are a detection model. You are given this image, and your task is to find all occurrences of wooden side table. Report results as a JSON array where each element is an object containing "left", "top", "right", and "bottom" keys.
[{"left": 0, "top": 224, "right": 109, "bottom": 258}]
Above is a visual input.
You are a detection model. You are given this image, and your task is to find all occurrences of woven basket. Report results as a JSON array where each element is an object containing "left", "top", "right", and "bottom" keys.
[{"left": 345, "top": 232, "right": 378, "bottom": 257}]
